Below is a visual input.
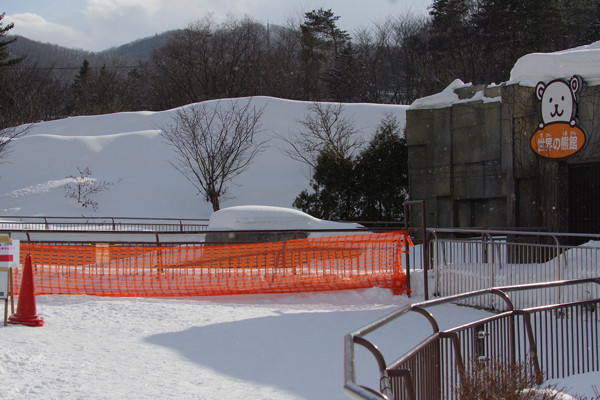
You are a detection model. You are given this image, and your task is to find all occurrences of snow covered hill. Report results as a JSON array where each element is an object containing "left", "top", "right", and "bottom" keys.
[{"left": 0, "top": 97, "right": 406, "bottom": 219}]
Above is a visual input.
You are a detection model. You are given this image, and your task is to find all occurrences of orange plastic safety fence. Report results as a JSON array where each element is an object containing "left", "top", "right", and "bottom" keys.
[{"left": 14, "top": 231, "right": 410, "bottom": 297}]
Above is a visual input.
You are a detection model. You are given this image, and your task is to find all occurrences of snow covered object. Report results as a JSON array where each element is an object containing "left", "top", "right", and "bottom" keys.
[{"left": 206, "top": 205, "right": 361, "bottom": 242}]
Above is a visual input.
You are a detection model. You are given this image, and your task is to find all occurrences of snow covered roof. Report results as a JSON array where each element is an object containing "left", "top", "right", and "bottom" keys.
[
  {"left": 410, "top": 40, "right": 600, "bottom": 110},
  {"left": 509, "top": 40, "right": 600, "bottom": 87}
]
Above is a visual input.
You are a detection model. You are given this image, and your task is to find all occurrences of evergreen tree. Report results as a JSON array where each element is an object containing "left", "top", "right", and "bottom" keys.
[
  {"left": 570, "top": 0, "right": 600, "bottom": 45},
  {"left": 1, "top": 12, "right": 25, "bottom": 131},
  {"left": 300, "top": 8, "right": 350, "bottom": 99},
  {"left": 355, "top": 114, "right": 408, "bottom": 221},
  {"left": 326, "top": 42, "right": 365, "bottom": 102},
  {"left": 70, "top": 59, "right": 92, "bottom": 115},
  {"left": 294, "top": 114, "right": 409, "bottom": 222},
  {"left": 293, "top": 147, "right": 358, "bottom": 220},
  {"left": 429, "top": 0, "right": 473, "bottom": 31},
  {"left": 406, "top": 0, "right": 600, "bottom": 93},
  {"left": 95, "top": 65, "right": 125, "bottom": 113},
  {"left": 472, "top": 0, "right": 590, "bottom": 83},
  {"left": 0, "top": 12, "right": 22, "bottom": 69},
  {"left": 69, "top": 60, "right": 128, "bottom": 115},
  {"left": 424, "top": 0, "right": 478, "bottom": 92}
]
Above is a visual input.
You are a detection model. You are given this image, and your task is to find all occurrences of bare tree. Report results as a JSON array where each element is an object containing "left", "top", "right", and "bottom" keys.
[
  {"left": 1, "top": 60, "right": 70, "bottom": 126},
  {"left": 0, "top": 125, "right": 29, "bottom": 162},
  {"left": 63, "top": 167, "right": 117, "bottom": 211},
  {"left": 279, "top": 102, "right": 363, "bottom": 169},
  {"left": 161, "top": 99, "right": 266, "bottom": 211},
  {"left": 146, "top": 14, "right": 273, "bottom": 108}
]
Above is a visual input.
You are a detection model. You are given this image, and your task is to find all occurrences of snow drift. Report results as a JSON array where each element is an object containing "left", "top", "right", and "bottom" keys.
[{"left": 0, "top": 97, "right": 406, "bottom": 219}]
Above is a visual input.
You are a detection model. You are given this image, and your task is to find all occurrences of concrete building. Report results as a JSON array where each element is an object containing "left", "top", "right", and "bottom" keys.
[{"left": 405, "top": 78, "right": 600, "bottom": 233}]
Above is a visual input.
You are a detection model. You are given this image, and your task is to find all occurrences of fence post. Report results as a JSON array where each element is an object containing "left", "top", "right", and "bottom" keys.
[
  {"left": 423, "top": 230, "right": 429, "bottom": 300},
  {"left": 430, "top": 230, "right": 441, "bottom": 297},
  {"left": 515, "top": 310, "right": 543, "bottom": 384},
  {"left": 403, "top": 234, "right": 411, "bottom": 297},
  {"left": 404, "top": 200, "right": 427, "bottom": 299},
  {"left": 484, "top": 233, "right": 497, "bottom": 309},
  {"left": 552, "top": 235, "right": 562, "bottom": 304}
]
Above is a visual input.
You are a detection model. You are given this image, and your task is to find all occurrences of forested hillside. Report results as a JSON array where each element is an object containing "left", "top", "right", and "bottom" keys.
[
  {"left": 1, "top": 1, "right": 599, "bottom": 130},
  {"left": 7, "top": 31, "right": 178, "bottom": 79}
]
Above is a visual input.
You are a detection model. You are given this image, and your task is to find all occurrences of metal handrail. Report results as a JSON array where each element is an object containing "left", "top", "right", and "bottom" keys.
[
  {"left": 0, "top": 215, "right": 209, "bottom": 222},
  {"left": 426, "top": 227, "right": 600, "bottom": 241},
  {"left": 345, "top": 278, "right": 600, "bottom": 400},
  {"left": 0, "top": 215, "right": 210, "bottom": 232},
  {"left": 1, "top": 226, "right": 407, "bottom": 246},
  {"left": 426, "top": 228, "right": 600, "bottom": 309},
  {"left": 0, "top": 216, "right": 406, "bottom": 236}
]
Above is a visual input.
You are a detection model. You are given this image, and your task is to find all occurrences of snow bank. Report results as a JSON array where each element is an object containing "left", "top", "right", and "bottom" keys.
[
  {"left": 208, "top": 205, "right": 360, "bottom": 231},
  {"left": 0, "top": 96, "right": 406, "bottom": 219},
  {"left": 509, "top": 40, "right": 600, "bottom": 86}
]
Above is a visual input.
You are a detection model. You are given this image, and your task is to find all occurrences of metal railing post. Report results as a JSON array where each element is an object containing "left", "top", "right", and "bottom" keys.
[
  {"left": 551, "top": 234, "right": 562, "bottom": 304},
  {"left": 404, "top": 200, "right": 428, "bottom": 300}
]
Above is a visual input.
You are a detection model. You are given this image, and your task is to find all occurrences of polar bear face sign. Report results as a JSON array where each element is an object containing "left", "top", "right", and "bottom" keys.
[{"left": 536, "top": 75, "right": 582, "bottom": 128}]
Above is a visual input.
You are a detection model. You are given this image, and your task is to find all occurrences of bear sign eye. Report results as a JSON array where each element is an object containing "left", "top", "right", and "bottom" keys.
[
  {"left": 561, "top": 96, "right": 565, "bottom": 101},
  {"left": 549, "top": 98, "right": 553, "bottom": 103}
]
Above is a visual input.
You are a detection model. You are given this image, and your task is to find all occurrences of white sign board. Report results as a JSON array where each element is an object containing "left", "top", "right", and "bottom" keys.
[
  {"left": 0, "top": 240, "right": 19, "bottom": 269},
  {"left": 0, "top": 268, "right": 8, "bottom": 299}
]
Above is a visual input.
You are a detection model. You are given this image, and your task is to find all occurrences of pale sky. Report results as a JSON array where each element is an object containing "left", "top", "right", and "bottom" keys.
[{"left": 3, "top": 0, "right": 432, "bottom": 52}]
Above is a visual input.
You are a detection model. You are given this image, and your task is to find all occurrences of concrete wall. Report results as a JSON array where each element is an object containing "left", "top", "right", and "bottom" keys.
[
  {"left": 407, "top": 80, "right": 600, "bottom": 231},
  {"left": 407, "top": 85, "right": 508, "bottom": 228}
]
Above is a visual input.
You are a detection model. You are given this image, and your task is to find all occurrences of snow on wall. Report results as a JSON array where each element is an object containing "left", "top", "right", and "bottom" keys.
[{"left": 408, "top": 79, "right": 501, "bottom": 110}]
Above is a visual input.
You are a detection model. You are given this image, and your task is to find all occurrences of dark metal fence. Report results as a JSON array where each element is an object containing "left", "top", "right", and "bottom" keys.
[
  {"left": 344, "top": 278, "right": 600, "bottom": 400},
  {"left": 0, "top": 215, "right": 210, "bottom": 233},
  {"left": 0, "top": 216, "right": 406, "bottom": 244},
  {"left": 428, "top": 229, "right": 600, "bottom": 308}
]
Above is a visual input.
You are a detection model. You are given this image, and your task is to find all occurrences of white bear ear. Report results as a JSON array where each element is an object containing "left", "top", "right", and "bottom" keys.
[
  {"left": 570, "top": 75, "right": 582, "bottom": 95},
  {"left": 536, "top": 81, "right": 545, "bottom": 100}
]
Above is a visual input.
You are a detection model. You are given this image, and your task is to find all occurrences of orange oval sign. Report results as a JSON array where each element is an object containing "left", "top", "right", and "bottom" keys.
[{"left": 530, "top": 122, "right": 586, "bottom": 159}]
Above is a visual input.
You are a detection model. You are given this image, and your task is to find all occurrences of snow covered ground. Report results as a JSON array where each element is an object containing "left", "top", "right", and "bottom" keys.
[
  {"left": 0, "top": 289, "right": 408, "bottom": 400},
  {"left": 2, "top": 43, "right": 600, "bottom": 399},
  {"left": 2, "top": 285, "right": 598, "bottom": 399}
]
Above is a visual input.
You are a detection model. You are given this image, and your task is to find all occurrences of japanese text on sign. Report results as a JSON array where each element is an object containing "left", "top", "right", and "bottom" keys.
[{"left": 0, "top": 240, "right": 20, "bottom": 269}]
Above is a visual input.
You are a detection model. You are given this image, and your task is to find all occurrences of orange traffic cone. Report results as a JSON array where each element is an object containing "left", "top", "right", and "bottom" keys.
[{"left": 8, "top": 254, "right": 44, "bottom": 327}]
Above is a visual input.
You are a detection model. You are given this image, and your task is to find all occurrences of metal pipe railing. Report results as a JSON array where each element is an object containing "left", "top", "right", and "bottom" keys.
[
  {"left": 427, "top": 229, "right": 600, "bottom": 309},
  {"left": 0, "top": 215, "right": 210, "bottom": 232},
  {"left": 1, "top": 226, "right": 404, "bottom": 245},
  {"left": 345, "top": 278, "right": 600, "bottom": 400}
]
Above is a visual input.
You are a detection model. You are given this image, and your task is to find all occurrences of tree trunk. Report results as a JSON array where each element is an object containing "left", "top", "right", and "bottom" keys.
[{"left": 211, "top": 196, "right": 220, "bottom": 212}]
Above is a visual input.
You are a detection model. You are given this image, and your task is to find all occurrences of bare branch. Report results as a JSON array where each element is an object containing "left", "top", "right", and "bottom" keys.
[
  {"left": 278, "top": 102, "right": 363, "bottom": 169},
  {"left": 160, "top": 98, "right": 266, "bottom": 211},
  {"left": 63, "top": 167, "right": 117, "bottom": 211},
  {"left": 0, "top": 125, "right": 30, "bottom": 162}
]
